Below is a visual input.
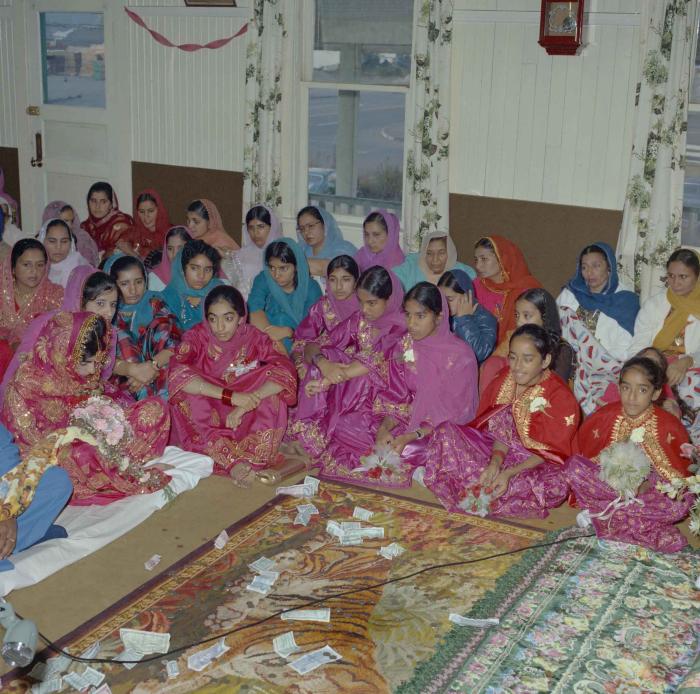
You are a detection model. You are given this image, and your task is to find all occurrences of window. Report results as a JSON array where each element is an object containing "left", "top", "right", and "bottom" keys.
[
  {"left": 40, "top": 12, "right": 105, "bottom": 108},
  {"left": 304, "top": 0, "right": 412, "bottom": 218},
  {"left": 682, "top": 25, "right": 700, "bottom": 243}
]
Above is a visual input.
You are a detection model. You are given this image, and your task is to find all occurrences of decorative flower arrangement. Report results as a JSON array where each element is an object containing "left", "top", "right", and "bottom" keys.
[
  {"left": 599, "top": 441, "right": 651, "bottom": 499},
  {"left": 356, "top": 446, "right": 403, "bottom": 482},
  {"left": 458, "top": 484, "right": 492, "bottom": 517},
  {"left": 529, "top": 396, "right": 549, "bottom": 414},
  {"left": 629, "top": 426, "right": 646, "bottom": 443},
  {"left": 657, "top": 443, "right": 700, "bottom": 536}
]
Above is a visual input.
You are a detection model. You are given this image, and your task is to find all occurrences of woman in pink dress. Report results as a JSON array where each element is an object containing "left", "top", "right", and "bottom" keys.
[
  {"left": 168, "top": 285, "right": 297, "bottom": 478},
  {"left": 566, "top": 356, "right": 692, "bottom": 552},
  {"left": 0, "top": 311, "right": 170, "bottom": 505},
  {"left": 354, "top": 209, "right": 405, "bottom": 272},
  {"left": 291, "top": 254, "right": 360, "bottom": 378},
  {"left": 290, "top": 266, "right": 407, "bottom": 475},
  {"left": 423, "top": 324, "right": 580, "bottom": 518}
]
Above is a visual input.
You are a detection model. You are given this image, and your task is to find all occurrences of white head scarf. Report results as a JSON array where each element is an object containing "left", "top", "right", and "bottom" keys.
[{"left": 38, "top": 217, "right": 90, "bottom": 287}]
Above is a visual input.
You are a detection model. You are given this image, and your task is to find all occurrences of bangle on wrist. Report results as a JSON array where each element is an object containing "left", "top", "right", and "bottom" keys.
[
  {"left": 151, "top": 359, "right": 160, "bottom": 371},
  {"left": 221, "top": 387, "right": 234, "bottom": 407}
]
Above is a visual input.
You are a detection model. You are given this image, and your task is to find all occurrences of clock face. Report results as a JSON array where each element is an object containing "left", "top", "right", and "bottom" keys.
[{"left": 546, "top": 2, "right": 578, "bottom": 36}]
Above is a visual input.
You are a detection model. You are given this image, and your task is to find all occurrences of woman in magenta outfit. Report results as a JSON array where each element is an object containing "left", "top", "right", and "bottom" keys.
[
  {"left": 290, "top": 266, "right": 406, "bottom": 473},
  {"left": 291, "top": 254, "right": 360, "bottom": 377},
  {"left": 354, "top": 209, "right": 405, "bottom": 272},
  {"left": 168, "top": 285, "right": 297, "bottom": 479},
  {"left": 422, "top": 324, "right": 580, "bottom": 518}
]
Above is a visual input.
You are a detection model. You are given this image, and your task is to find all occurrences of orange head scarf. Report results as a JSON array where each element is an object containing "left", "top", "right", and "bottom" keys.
[{"left": 195, "top": 199, "right": 239, "bottom": 253}]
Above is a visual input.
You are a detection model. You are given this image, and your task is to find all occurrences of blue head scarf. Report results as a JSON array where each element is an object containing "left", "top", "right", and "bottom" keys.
[
  {"left": 297, "top": 207, "right": 356, "bottom": 260},
  {"left": 263, "top": 237, "right": 313, "bottom": 325},
  {"left": 161, "top": 249, "right": 223, "bottom": 330},
  {"left": 450, "top": 268, "right": 474, "bottom": 295},
  {"left": 105, "top": 252, "right": 164, "bottom": 338},
  {"left": 566, "top": 242, "right": 639, "bottom": 334}
]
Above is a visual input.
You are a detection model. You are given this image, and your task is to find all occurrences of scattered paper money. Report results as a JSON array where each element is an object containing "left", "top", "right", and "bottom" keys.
[
  {"left": 144, "top": 554, "right": 161, "bottom": 571},
  {"left": 281, "top": 608, "right": 330, "bottom": 623},
  {"left": 82, "top": 666, "right": 105, "bottom": 687},
  {"left": 297, "top": 503, "right": 318, "bottom": 516},
  {"left": 340, "top": 521, "right": 361, "bottom": 531},
  {"left": 273, "top": 631, "right": 301, "bottom": 659},
  {"left": 294, "top": 512, "right": 311, "bottom": 526},
  {"left": 31, "top": 677, "right": 63, "bottom": 694},
  {"left": 353, "top": 506, "right": 374, "bottom": 521},
  {"left": 92, "top": 685, "right": 113, "bottom": 694},
  {"left": 214, "top": 530, "right": 229, "bottom": 550},
  {"left": 186, "top": 638, "right": 229, "bottom": 672},
  {"left": 120, "top": 627, "right": 171, "bottom": 655},
  {"left": 378, "top": 543, "right": 405, "bottom": 560},
  {"left": 276, "top": 483, "right": 314, "bottom": 498},
  {"left": 45, "top": 655, "right": 71, "bottom": 677},
  {"left": 165, "top": 659, "right": 180, "bottom": 679},
  {"left": 448, "top": 614, "right": 500, "bottom": 628},
  {"left": 63, "top": 671, "right": 90, "bottom": 691},
  {"left": 326, "top": 520, "right": 342, "bottom": 537},
  {"left": 289, "top": 645, "right": 342, "bottom": 675},
  {"left": 303, "top": 476, "right": 320, "bottom": 494},
  {"left": 249, "top": 556, "right": 276, "bottom": 573},
  {"left": 79, "top": 641, "right": 101, "bottom": 659},
  {"left": 113, "top": 648, "right": 143, "bottom": 669},
  {"left": 246, "top": 574, "right": 276, "bottom": 595}
]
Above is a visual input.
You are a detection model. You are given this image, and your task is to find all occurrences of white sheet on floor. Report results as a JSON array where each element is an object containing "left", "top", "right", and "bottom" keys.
[{"left": 0, "top": 446, "right": 213, "bottom": 596}]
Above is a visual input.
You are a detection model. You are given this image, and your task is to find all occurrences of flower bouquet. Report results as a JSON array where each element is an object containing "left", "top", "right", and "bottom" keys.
[
  {"left": 355, "top": 445, "right": 403, "bottom": 483},
  {"left": 458, "top": 484, "right": 492, "bottom": 517},
  {"left": 656, "top": 443, "right": 700, "bottom": 535},
  {"left": 599, "top": 440, "right": 650, "bottom": 500}
]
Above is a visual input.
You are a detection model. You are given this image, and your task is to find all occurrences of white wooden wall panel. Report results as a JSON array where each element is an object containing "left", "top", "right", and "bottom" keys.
[
  {"left": 128, "top": 10, "right": 248, "bottom": 171},
  {"left": 0, "top": 6, "right": 17, "bottom": 147}
]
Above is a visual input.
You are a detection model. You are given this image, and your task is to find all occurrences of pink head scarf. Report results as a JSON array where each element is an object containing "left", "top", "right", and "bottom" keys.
[
  {"left": 408, "top": 288, "right": 479, "bottom": 429},
  {"left": 355, "top": 209, "right": 405, "bottom": 272},
  {"left": 324, "top": 256, "right": 360, "bottom": 322},
  {"left": 152, "top": 225, "right": 192, "bottom": 285},
  {"left": 192, "top": 199, "right": 240, "bottom": 252},
  {"left": 42, "top": 200, "right": 99, "bottom": 266},
  {"left": 364, "top": 267, "right": 406, "bottom": 331}
]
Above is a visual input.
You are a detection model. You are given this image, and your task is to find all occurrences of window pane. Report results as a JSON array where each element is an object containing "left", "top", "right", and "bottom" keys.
[
  {"left": 308, "top": 88, "right": 404, "bottom": 217},
  {"left": 41, "top": 12, "right": 105, "bottom": 108},
  {"left": 313, "top": 0, "right": 412, "bottom": 86},
  {"left": 682, "top": 162, "right": 700, "bottom": 245},
  {"left": 693, "top": 24, "right": 700, "bottom": 104}
]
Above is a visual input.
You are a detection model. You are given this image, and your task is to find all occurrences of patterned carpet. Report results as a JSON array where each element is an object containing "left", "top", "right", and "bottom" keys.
[{"left": 3, "top": 482, "right": 542, "bottom": 693}]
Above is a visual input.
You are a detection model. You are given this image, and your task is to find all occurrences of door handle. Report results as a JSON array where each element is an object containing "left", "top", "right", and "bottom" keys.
[{"left": 30, "top": 132, "right": 43, "bottom": 168}]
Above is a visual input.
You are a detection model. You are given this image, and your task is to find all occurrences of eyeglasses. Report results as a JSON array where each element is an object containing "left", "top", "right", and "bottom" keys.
[{"left": 297, "top": 221, "right": 321, "bottom": 233}]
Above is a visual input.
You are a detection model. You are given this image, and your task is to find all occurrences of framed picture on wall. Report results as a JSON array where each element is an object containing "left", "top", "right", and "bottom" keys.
[{"left": 184, "top": 0, "right": 237, "bottom": 6}]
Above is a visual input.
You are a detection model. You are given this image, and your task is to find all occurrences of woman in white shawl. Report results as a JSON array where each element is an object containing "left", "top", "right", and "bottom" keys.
[{"left": 38, "top": 218, "right": 91, "bottom": 288}]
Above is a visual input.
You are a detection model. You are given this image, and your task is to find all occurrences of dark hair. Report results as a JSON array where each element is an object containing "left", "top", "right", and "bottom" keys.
[
  {"left": 136, "top": 192, "right": 158, "bottom": 207},
  {"left": 109, "top": 255, "right": 147, "bottom": 282},
  {"left": 11, "top": 238, "right": 47, "bottom": 268},
  {"left": 404, "top": 281, "right": 442, "bottom": 314},
  {"left": 81, "top": 315, "right": 108, "bottom": 361},
  {"left": 634, "top": 347, "right": 668, "bottom": 372},
  {"left": 81, "top": 271, "right": 118, "bottom": 307},
  {"left": 357, "top": 265, "right": 393, "bottom": 300},
  {"left": 580, "top": 244, "right": 611, "bottom": 271},
  {"left": 205, "top": 285, "right": 246, "bottom": 319},
  {"left": 667, "top": 248, "right": 700, "bottom": 278},
  {"left": 327, "top": 254, "right": 359, "bottom": 281},
  {"left": 619, "top": 356, "right": 666, "bottom": 392},
  {"left": 181, "top": 239, "right": 222, "bottom": 275},
  {"left": 509, "top": 323, "right": 555, "bottom": 362},
  {"left": 296, "top": 205, "right": 323, "bottom": 225},
  {"left": 265, "top": 240, "right": 297, "bottom": 267},
  {"left": 517, "top": 288, "right": 562, "bottom": 338},
  {"left": 363, "top": 211, "right": 388, "bottom": 233},
  {"left": 475, "top": 237, "right": 495, "bottom": 252},
  {"left": 59, "top": 204, "right": 74, "bottom": 217},
  {"left": 45, "top": 219, "right": 72, "bottom": 238},
  {"left": 187, "top": 199, "right": 209, "bottom": 221},
  {"left": 245, "top": 205, "right": 272, "bottom": 227},
  {"left": 437, "top": 269, "right": 464, "bottom": 294},
  {"left": 86, "top": 181, "right": 114, "bottom": 205},
  {"left": 166, "top": 226, "right": 192, "bottom": 245}
]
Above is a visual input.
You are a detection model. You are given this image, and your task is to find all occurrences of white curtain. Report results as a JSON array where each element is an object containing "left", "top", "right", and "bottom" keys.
[
  {"left": 242, "top": 0, "right": 289, "bottom": 211},
  {"left": 617, "top": 0, "right": 699, "bottom": 299},
  {"left": 403, "top": 0, "right": 454, "bottom": 252}
]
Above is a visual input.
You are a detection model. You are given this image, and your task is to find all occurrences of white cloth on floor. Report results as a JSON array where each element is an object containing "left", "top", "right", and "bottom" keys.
[{"left": 0, "top": 446, "right": 213, "bottom": 596}]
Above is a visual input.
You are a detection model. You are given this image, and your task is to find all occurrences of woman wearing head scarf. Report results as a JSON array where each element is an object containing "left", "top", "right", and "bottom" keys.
[
  {"left": 233, "top": 204, "right": 283, "bottom": 298},
  {"left": 42, "top": 200, "right": 99, "bottom": 267},
  {"left": 38, "top": 218, "right": 91, "bottom": 287},
  {"left": 557, "top": 242, "right": 639, "bottom": 415},
  {"left": 130, "top": 188, "right": 172, "bottom": 264},
  {"left": 148, "top": 226, "right": 192, "bottom": 292},
  {"left": 168, "top": 285, "right": 297, "bottom": 481},
  {"left": 394, "top": 231, "right": 475, "bottom": 290},
  {"left": 354, "top": 209, "right": 405, "bottom": 272},
  {"left": 0, "top": 195, "right": 33, "bottom": 249},
  {"left": 248, "top": 237, "right": 323, "bottom": 353},
  {"left": 80, "top": 181, "right": 134, "bottom": 258}
]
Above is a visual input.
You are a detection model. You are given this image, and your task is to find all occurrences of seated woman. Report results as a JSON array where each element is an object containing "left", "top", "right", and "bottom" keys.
[
  {"left": 42, "top": 200, "right": 99, "bottom": 267},
  {"left": 169, "top": 285, "right": 297, "bottom": 479},
  {"left": 290, "top": 266, "right": 406, "bottom": 474},
  {"left": 473, "top": 235, "right": 541, "bottom": 345},
  {"left": 148, "top": 226, "right": 191, "bottom": 292},
  {"left": 0, "top": 423, "right": 72, "bottom": 572},
  {"left": 39, "top": 218, "right": 91, "bottom": 287},
  {"left": 108, "top": 255, "right": 180, "bottom": 399},
  {"left": 481, "top": 287, "right": 575, "bottom": 393},
  {"left": 557, "top": 242, "right": 639, "bottom": 415},
  {"left": 162, "top": 239, "right": 224, "bottom": 332},
  {"left": 628, "top": 248, "right": 700, "bottom": 443},
  {"left": 0, "top": 194, "right": 33, "bottom": 248},
  {"left": 296, "top": 206, "right": 357, "bottom": 283},
  {"left": 291, "top": 254, "right": 360, "bottom": 377},
  {"left": 394, "top": 231, "right": 475, "bottom": 290},
  {"left": 186, "top": 199, "right": 240, "bottom": 281},
  {"left": 355, "top": 283, "right": 479, "bottom": 488},
  {"left": 248, "top": 238, "right": 322, "bottom": 353},
  {"left": 80, "top": 181, "right": 134, "bottom": 259},
  {"left": 0, "top": 239, "right": 63, "bottom": 350},
  {"left": 233, "top": 204, "right": 282, "bottom": 299},
  {"left": 422, "top": 324, "right": 580, "bottom": 518},
  {"left": 354, "top": 210, "right": 405, "bottom": 272},
  {"left": 0, "top": 311, "right": 170, "bottom": 505},
  {"left": 437, "top": 268, "right": 497, "bottom": 363},
  {"left": 131, "top": 189, "right": 172, "bottom": 265},
  {"left": 566, "top": 356, "right": 692, "bottom": 552}
]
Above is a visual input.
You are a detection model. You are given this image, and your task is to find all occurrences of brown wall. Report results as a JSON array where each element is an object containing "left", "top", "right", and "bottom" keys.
[
  {"left": 449, "top": 193, "right": 623, "bottom": 295},
  {"left": 131, "top": 161, "right": 244, "bottom": 246},
  {"left": 0, "top": 147, "right": 21, "bottom": 226}
]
